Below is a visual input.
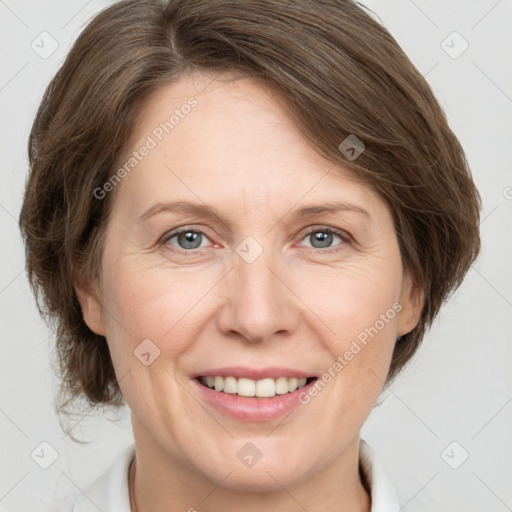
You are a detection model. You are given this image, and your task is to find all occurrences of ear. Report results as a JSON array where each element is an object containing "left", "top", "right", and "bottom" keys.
[
  {"left": 74, "top": 276, "right": 106, "bottom": 336},
  {"left": 396, "top": 271, "right": 424, "bottom": 337}
]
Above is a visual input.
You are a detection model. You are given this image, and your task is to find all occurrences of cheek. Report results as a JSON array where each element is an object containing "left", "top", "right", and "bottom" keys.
[
  {"left": 296, "top": 258, "right": 402, "bottom": 396},
  {"left": 301, "top": 259, "right": 403, "bottom": 339},
  {"left": 99, "top": 256, "right": 218, "bottom": 362},
  {"left": 97, "top": 260, "right": 217, "bottom": 425}
]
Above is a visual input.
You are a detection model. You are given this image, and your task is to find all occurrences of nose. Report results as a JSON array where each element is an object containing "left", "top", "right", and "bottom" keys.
[{"left": 216, "top": 249, "right": 298, "bottom": 344}]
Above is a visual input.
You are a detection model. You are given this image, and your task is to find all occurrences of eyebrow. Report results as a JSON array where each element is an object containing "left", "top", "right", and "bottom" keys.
[{"left": 136, "top": 200, "right": 370, "bottom": 225}]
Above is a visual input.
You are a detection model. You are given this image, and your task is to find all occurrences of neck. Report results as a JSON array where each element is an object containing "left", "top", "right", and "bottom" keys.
[{"left": 129, "top": 425, "right": 371, "bottom": 512}]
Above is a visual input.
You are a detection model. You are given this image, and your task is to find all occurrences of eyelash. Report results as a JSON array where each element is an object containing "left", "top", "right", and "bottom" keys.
[{"left": 159, "top": 225, "right": 351, "bottom": 255}]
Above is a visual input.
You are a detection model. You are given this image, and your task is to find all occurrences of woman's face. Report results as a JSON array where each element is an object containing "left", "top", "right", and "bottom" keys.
[{"left": 79, "top": 71, "right": 422, "bottom": 491}]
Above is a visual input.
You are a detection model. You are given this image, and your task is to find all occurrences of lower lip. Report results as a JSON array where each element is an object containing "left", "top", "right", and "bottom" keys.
[{"left": 191, "top": 378, "right": 317, "bottom": 422}]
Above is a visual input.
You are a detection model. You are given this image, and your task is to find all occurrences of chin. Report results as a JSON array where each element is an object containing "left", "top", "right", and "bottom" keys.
[
  {"left": 193, "top": 447, "right": 317, "bottom": 493},
  {"left": 205, "top": 465, "right": 309, "bottom": 493}
]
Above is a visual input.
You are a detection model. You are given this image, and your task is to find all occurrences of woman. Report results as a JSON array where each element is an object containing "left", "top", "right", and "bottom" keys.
[{"left": 19, "top": 0, "right": 481, "bottom": 510}]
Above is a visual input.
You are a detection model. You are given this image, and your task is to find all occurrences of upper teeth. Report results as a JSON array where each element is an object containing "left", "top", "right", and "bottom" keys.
[{"left": 200, "top": 376, "right": 309, "bottom": 397}]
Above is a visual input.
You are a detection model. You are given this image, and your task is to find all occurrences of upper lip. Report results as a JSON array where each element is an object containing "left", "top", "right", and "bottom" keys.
[{"left": 191, "top": 366, "right": 317, "bottom": 380}]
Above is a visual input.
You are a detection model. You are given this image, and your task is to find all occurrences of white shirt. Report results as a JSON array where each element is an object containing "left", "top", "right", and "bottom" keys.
[{"left": 69, "top": 438, "right": 400, "bottom": 511}]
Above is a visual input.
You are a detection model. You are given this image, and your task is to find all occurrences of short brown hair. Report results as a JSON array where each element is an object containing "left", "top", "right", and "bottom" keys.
[{"left": 19, "top": 0, "right": 481, "bottom": 412}]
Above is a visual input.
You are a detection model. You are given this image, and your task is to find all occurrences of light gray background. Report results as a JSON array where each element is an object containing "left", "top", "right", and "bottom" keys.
[{"left": 1, "top": 1, "right": 511, "bottom": 510}]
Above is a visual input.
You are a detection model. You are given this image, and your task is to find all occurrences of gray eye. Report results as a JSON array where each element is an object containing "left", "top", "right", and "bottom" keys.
[
  {"left": 174, "top": 231, "right": 204, "bottom": 250},
  {"left": 303, "top": 229, "right": 344, "bottom": 250},
  {"left": 309, "top": 230, "right": 334, "bottom": 248}
]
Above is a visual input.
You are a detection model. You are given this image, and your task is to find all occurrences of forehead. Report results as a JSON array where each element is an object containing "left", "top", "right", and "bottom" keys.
[
  {"left": 110, "top": 70, "right": 382, "bottom": 220},
  {"left": 125, "top": 69, "right": 323, "bottom": 167}
]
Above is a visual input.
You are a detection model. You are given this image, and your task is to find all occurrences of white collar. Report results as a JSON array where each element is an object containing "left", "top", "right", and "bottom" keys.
[
  {"left": 359, "top": 439, "right": 401, "bottom": 511},
  {"left": 70, "top": 439, "right": 400, "bottom": 511}
]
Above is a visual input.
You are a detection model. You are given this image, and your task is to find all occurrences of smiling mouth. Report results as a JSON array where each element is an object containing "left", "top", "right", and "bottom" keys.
[{"left": 197, "top": 376, "right": 317, "bottom": 398}]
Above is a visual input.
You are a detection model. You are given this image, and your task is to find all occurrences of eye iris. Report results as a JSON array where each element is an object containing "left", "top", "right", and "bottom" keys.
[
  {"left": 177, "top": 231, "right": 202, "bottom": 249},
  {"left": 172, "top": 230, "right": 337, "bottom": 250},
  {"left": 311, "top": 230, "right": 333, "bottom": 248}
]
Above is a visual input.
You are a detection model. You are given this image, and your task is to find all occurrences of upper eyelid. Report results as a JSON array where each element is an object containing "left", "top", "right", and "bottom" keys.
[
  {"left": 160, "top": 226, "right": 211, "bottom": 244},
  {"left": 301, "top": 225, "right": 350, "bottom": 239},
  {"left": 298, "top": 226, "right": 351, "bottom": 247}
]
